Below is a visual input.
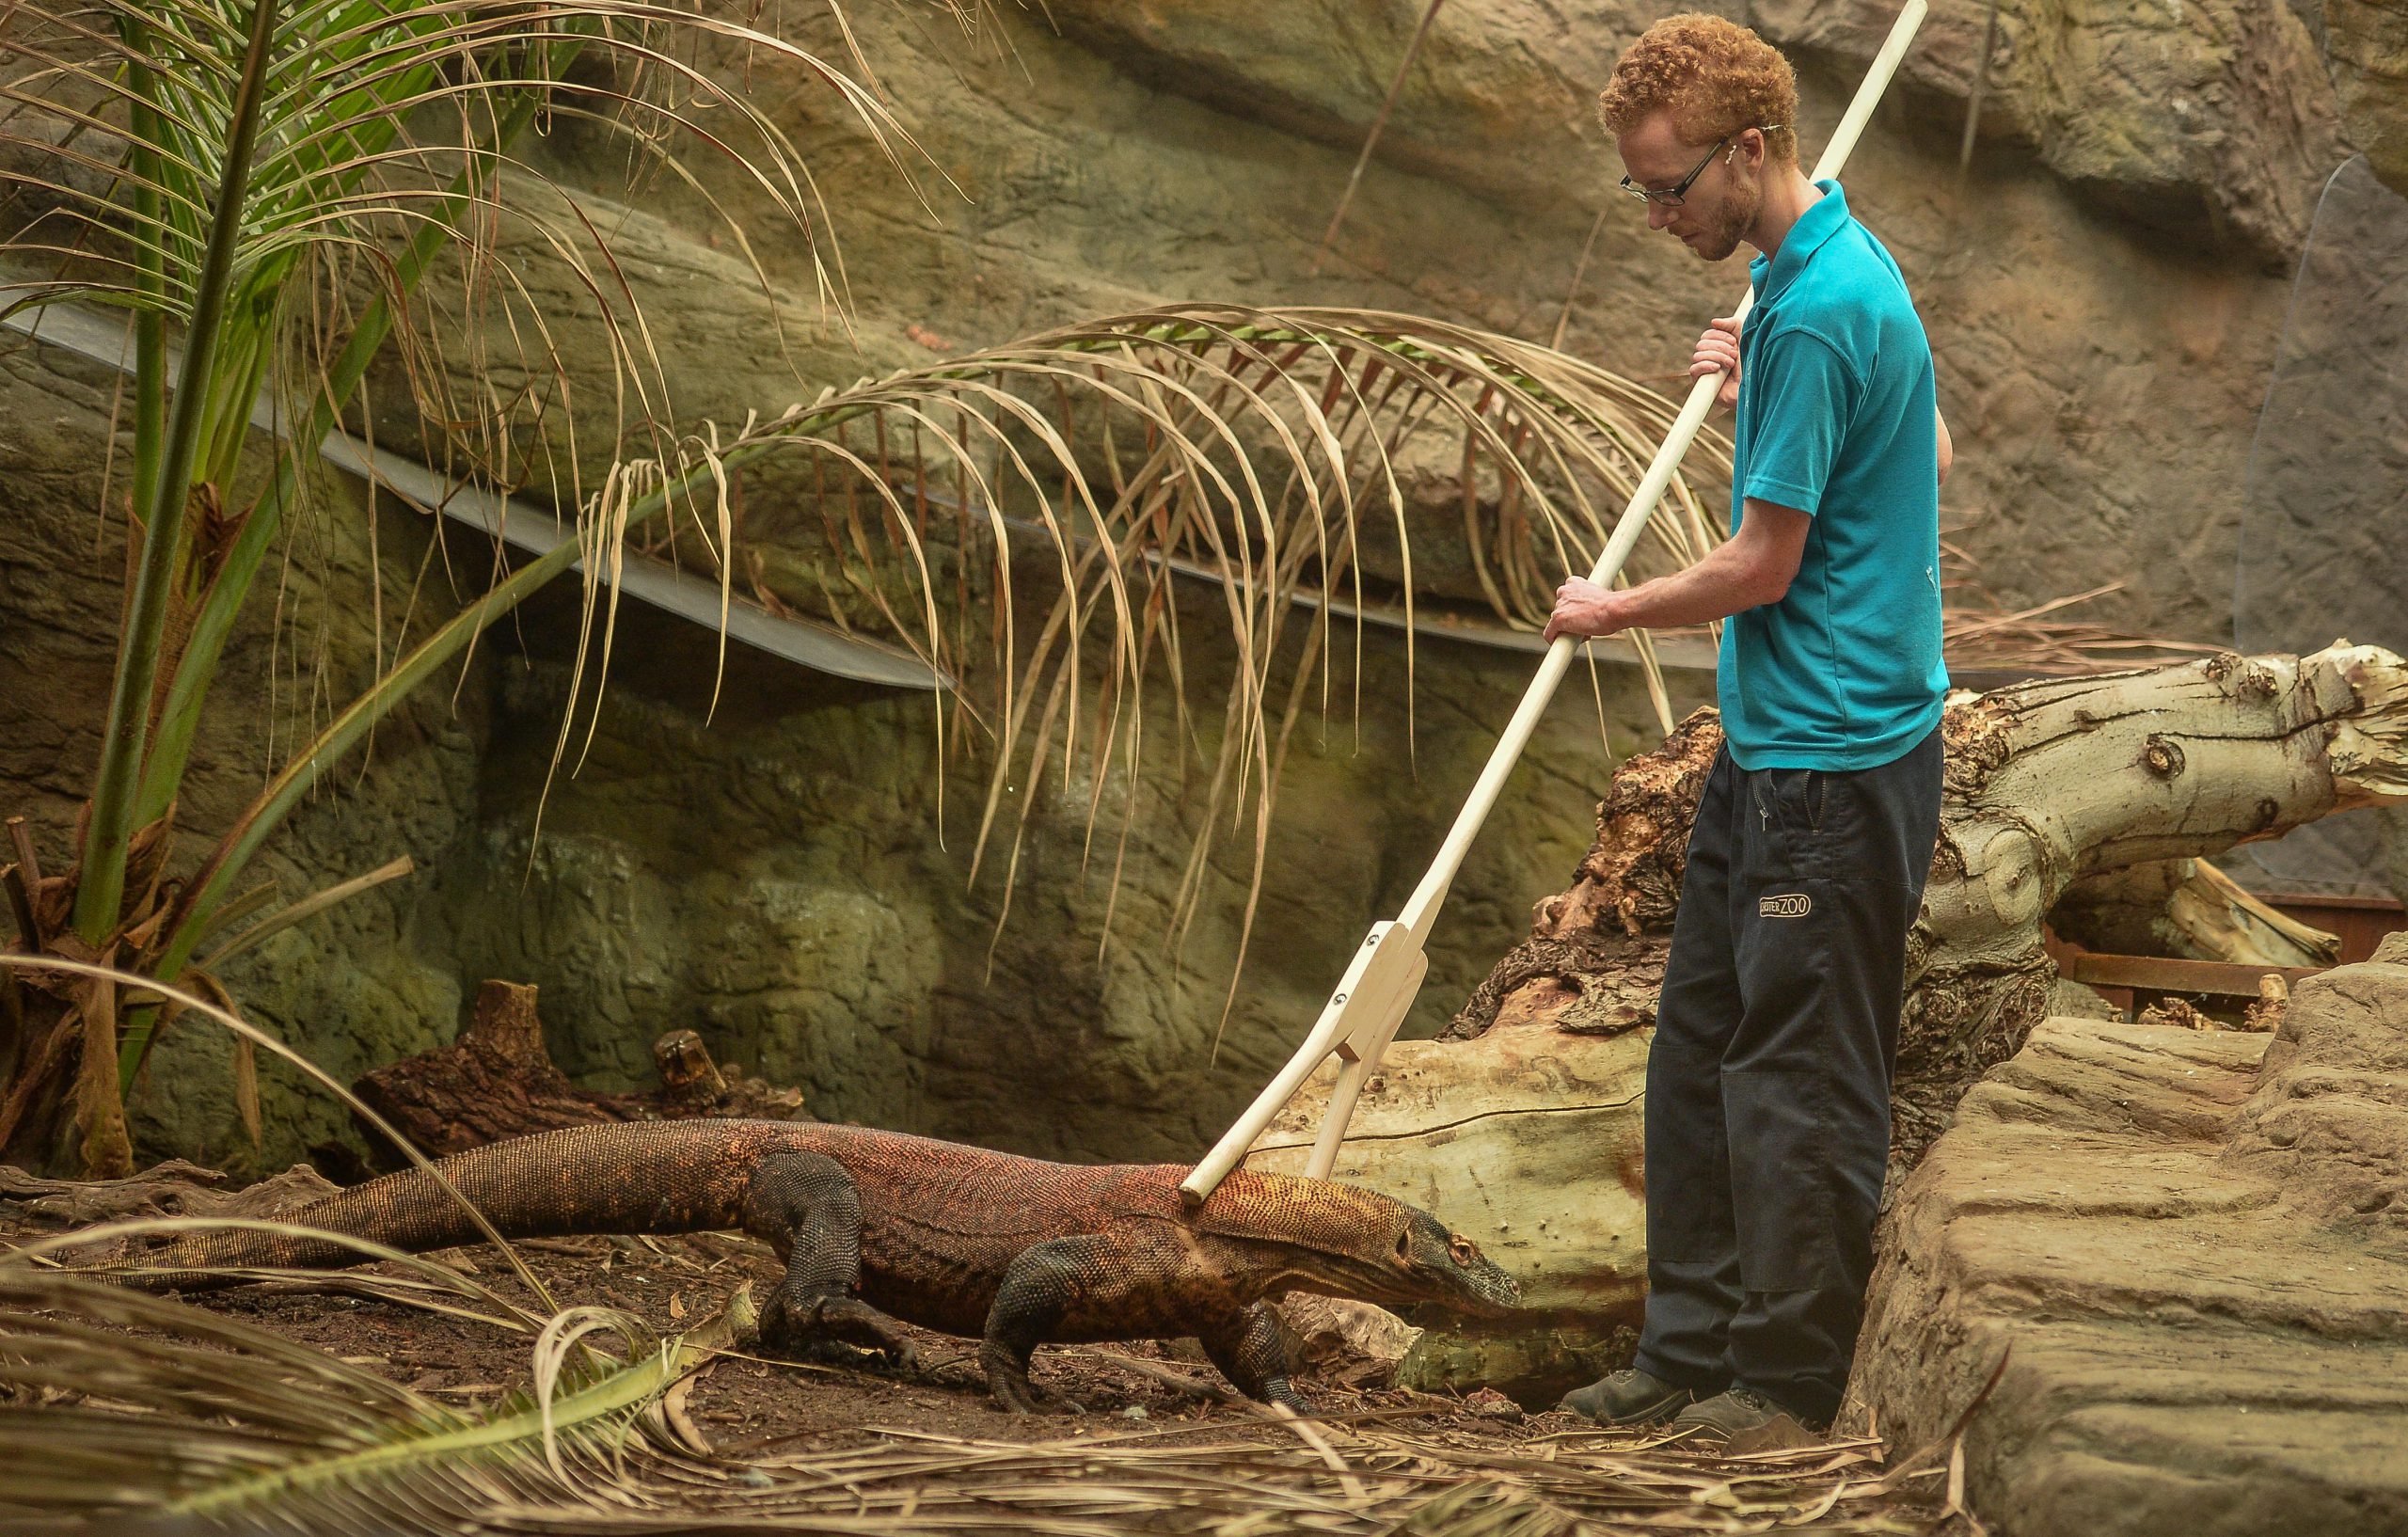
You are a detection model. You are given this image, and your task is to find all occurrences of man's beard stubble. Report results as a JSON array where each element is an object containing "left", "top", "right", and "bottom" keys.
[{"left": 1690, "top": 176, "right": 1760, "bottom": 262}]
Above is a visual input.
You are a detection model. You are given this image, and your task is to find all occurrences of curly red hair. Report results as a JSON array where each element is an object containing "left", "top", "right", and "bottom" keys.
[{"left": 1597, "top": 13, "right": 1798, "bottom": 165}]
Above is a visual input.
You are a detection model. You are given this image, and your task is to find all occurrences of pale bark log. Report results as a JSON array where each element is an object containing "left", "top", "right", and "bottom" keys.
[
  {"left": 1902, "top": 643, "right": 2406, "bottom": 1147},
  {"left": 2052, "top": 856, "right": 2338, "bottom": 967},
  {"left": 1244, "top": 645, "right": 2408, "bottom": 1377}
]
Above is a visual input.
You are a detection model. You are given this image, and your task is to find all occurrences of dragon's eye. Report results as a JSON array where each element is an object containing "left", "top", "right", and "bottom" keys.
[{"left": 1448, "top": 1236, "right": 1480, "bottom": 1266}]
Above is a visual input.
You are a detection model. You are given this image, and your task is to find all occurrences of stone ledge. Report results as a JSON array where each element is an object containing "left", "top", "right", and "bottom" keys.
[{"left": 1851, "top": 1000, "right": 2408, "bottom": 1537}]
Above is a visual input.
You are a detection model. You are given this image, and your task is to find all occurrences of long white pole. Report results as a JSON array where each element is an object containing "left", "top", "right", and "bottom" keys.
[
  {"left": 1398, "top": 0, "right": 1930, "bottom": 945},
  {"left": 1182, "top": 0, "right": 1930, "bottom": 1204}
]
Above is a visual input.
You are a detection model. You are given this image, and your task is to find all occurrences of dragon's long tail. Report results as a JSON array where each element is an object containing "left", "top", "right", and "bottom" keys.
[{"left": 131, "top": 1119, "right": 797, "bottom": 1291}]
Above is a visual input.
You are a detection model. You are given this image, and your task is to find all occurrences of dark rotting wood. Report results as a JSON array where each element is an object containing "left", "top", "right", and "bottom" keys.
[
  {"left": 352, "top": 982, "right": 809, "bottom": 1168},
  {"left": 353, "top": 981, "right": 644, "bottom": 1162}
]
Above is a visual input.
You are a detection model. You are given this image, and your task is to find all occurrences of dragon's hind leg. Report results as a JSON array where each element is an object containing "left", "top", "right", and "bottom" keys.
[
  {"left": 980, "top": 1236, "right": 1115, "bottom": 1414},
  {"left": 1200, "top": 1302, "right": 1311, "bottom": 1412},
  {"left": 740, "top": 1151, "right": 917, "bottom": 1371}
]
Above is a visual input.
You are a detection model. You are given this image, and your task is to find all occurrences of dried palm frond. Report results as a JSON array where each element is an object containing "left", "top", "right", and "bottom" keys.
[
  {"left": 123, "top": 303, "right": 1730, "bottom": 1041},
  {"left": 1937, "top": 537, "right": 2219, "bottom": 675},
  {"left": 550, "top": 303, "right": 1734, "bottom": 1009},
  {"left": 0, "top": 1266, "right": 749, "bottom": 1529},
  {"left": 1316, "top": 0, "right": 1450, "bottom": 270},
  {"left": 0, "top": 1265, "right": 1963, "bottom": 1534}
]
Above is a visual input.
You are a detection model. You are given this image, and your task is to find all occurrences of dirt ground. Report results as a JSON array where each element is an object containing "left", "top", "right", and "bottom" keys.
[
  {"left": 0, "top": 1185, "right": 1980, "bottom": 1533},
  {"left": 182, "top": 1228, "right": 1354, "bottom": 1450}
]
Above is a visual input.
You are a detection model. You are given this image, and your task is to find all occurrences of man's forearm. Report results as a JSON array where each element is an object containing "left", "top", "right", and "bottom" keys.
[
  {"left": 1609, "top": 535, "right": 1787, "bottom": 630},
  {"left": 1545, "top": 500, "right": 1810, "bottom": 642}
]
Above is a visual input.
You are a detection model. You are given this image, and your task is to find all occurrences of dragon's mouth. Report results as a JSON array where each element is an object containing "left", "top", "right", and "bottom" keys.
[{"left": 1398, "top": 1282, "right": 1522, "bottom": 1325}]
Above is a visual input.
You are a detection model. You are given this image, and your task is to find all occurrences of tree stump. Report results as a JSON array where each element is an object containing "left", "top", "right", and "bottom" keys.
[
  {"left": 352, "top": 982, "right": 808, "bottom": 1165},
  {"left": 352, "top": 981, "right": 644, "bottom": 1159}
]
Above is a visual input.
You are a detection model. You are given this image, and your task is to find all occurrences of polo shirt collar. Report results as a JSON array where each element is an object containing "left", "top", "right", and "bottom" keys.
[{"left": 1747, "top": 179, "right": 1848, "bottom": 305}]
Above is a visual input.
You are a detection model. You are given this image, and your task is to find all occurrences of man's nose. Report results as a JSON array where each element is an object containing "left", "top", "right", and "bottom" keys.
[{"left": 1647, "top": 200, "right": 1675, "bottom": 231}]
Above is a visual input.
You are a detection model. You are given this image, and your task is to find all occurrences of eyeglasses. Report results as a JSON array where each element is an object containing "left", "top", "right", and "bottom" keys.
[{"left": 1618, "top": 126, "right": 1785, "bottom": 207}]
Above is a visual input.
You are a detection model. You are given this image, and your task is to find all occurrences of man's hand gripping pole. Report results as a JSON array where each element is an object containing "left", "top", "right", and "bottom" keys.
[{"left": 1180, "top": 0, "right": 1930, "bottom": 1205}]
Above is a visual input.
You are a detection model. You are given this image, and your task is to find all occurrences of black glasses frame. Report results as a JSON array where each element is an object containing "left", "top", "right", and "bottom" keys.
[{"left": 1618, "top": 126, "right": 1785, "bottom": 208}]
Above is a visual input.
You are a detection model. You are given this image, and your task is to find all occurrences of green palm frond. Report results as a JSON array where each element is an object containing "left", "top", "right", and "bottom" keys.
[
  {"left": 0, "top": 0, "right": 947, "bottom": 1140},
  {"left": 0, "top": 0, "right": 930, "bottom": 944}
]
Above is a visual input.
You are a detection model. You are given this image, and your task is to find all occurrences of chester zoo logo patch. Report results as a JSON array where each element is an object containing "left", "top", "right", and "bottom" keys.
[{"left": 1759, "top": 893, "right": 1812, "bottom": 918}]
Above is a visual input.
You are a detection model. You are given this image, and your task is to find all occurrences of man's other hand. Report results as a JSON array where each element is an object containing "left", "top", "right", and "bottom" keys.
[
  {"left": 1545, "top": 577, "right": 1626, "bottom": 642},
  {"left": 1691, "top": 314, "right": 1742, "bottom": 410}
]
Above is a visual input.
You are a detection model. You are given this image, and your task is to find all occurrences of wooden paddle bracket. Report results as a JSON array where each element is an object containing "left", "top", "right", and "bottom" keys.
[{"left": 1325, "top": 922, "right": 1430, "bottom": 1065}]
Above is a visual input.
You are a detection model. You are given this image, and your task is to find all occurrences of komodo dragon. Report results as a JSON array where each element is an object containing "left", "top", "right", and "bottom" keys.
[{"left": 134, "top": 1118, "right": 1521, "bottom": 1411}]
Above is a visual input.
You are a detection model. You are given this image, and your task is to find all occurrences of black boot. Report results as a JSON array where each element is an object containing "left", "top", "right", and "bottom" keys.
[
  {"left": 1558, "top": 1368, "right": 1696, "bottom": 1427},
  {"left": 1667, "top": 1386, "right": 1811, "bottom": 1448}
]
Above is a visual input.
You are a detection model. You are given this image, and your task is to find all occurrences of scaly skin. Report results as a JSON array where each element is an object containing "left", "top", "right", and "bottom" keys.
[{"left": 135, "top": 1119, "right": 1521, "bottom": 1411}]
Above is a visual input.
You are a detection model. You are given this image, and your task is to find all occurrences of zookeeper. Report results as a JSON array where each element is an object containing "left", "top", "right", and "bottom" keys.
[{"left": 1544, "top": 13, "right": 1953, "bottom": 1445}]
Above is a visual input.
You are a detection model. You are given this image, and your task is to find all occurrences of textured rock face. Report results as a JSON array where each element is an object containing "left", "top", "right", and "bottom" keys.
[
  {"left": 1756, "top": 0, "right": 2337, "bottom": 261},
  {"left": 1848, "top": 962, "right": 2408, "bottom": 1535},
  {"left": 1053, "top": 0, "right": 2341, "bottom": 259},
  {"left": 2325, "top": 0, "right": 2408, "bottom": 190},
  {"left": 0, "top": 0, "right": 2375, "bottom": 1174},
  {"left": 472, "top": 0, "right": 2345, "bottom": 643},
  {"left": 2226, "top": 930, "right": 2408, "bottom": 1229},
  {"left": 424, "top": 580, "right": 1695, "bottom": 1165}
]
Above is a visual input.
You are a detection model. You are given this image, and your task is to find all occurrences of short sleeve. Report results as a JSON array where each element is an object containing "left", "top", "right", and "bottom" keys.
[{"left": 1740, "top": 330, "right": 1857, "bottom": 516}]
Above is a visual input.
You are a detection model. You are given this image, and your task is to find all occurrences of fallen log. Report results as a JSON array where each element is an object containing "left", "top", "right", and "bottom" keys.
[
  {"left": 1439, "top": 642, "right": 2408, "bottom": 1157},
  {"left": 353, "top": 980, "right": 808, "bottom": 1165},
  {"left": 2050, "top": 855, "right": 2337, "bottom": 967},
  {"left": 1245, "top": 643, "right": 2408, "bottom": 1395}
]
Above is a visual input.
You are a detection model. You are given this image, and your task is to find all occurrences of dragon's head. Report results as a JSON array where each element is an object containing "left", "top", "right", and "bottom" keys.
[
  {"left": 1196, "top": 1174, "right": 1521, "bottom": 1318},
  {"left": 1375, "top": 1203, "right": 1522, "bottom": 1320}
]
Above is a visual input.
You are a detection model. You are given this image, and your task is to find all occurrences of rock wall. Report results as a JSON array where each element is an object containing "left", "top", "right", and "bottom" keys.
[
  {"left": 2323, "top": 0, "right": 2408, "bottom": 190},
  {"left": 0, "top": 280, "right": 1703, "bottom": 1174},
  {"left": 426, "top": 581, "right": 1695, "bottom": 1164},
  {"left": 2, "top": 0, "right": 2382, "bottom": 1172},
  {"left": 480, "top": 0, "right": 2346, "bottom": 642}
]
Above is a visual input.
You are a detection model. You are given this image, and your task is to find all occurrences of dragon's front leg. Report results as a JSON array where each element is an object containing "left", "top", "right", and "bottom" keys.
[
  {"left": 1199, "top": 1301, "right": 1312, "bottom": 1412},
  {"left": 740, "top": 1151, "right": 919, "bottom": 1371}
]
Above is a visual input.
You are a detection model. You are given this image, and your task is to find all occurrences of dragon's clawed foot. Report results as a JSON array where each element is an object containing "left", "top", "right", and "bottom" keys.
[
  {"left": 1261, "top": 1377, "right": 1315, "bottom": 1415},
  {"left": 977, "top": 1342, "right": 1085, "bottom": 1415},
  {"left": 755, "top": 1286, "right": 921, "bottom": 1374}
]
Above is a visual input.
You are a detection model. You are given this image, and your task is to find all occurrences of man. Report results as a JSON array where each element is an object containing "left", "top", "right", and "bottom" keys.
[{"left": 1545, "top": 15, "right": 1951, "bottom": 1445}]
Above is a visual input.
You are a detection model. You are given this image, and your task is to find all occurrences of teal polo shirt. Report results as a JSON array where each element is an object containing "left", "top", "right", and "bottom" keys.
[{"left": 1720, "top": 180, "right": 1947, "bottom": 771}]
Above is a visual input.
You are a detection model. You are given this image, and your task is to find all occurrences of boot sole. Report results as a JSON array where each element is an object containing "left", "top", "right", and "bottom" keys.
[{"left": 1559, "top": 1389, "right": 1694, "bottom": 1428}]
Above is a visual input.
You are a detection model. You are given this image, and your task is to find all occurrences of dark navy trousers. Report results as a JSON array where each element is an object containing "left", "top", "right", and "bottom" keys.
[{"left": 1632, "top": 726, "right": 1942, "bottom": 1426}]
